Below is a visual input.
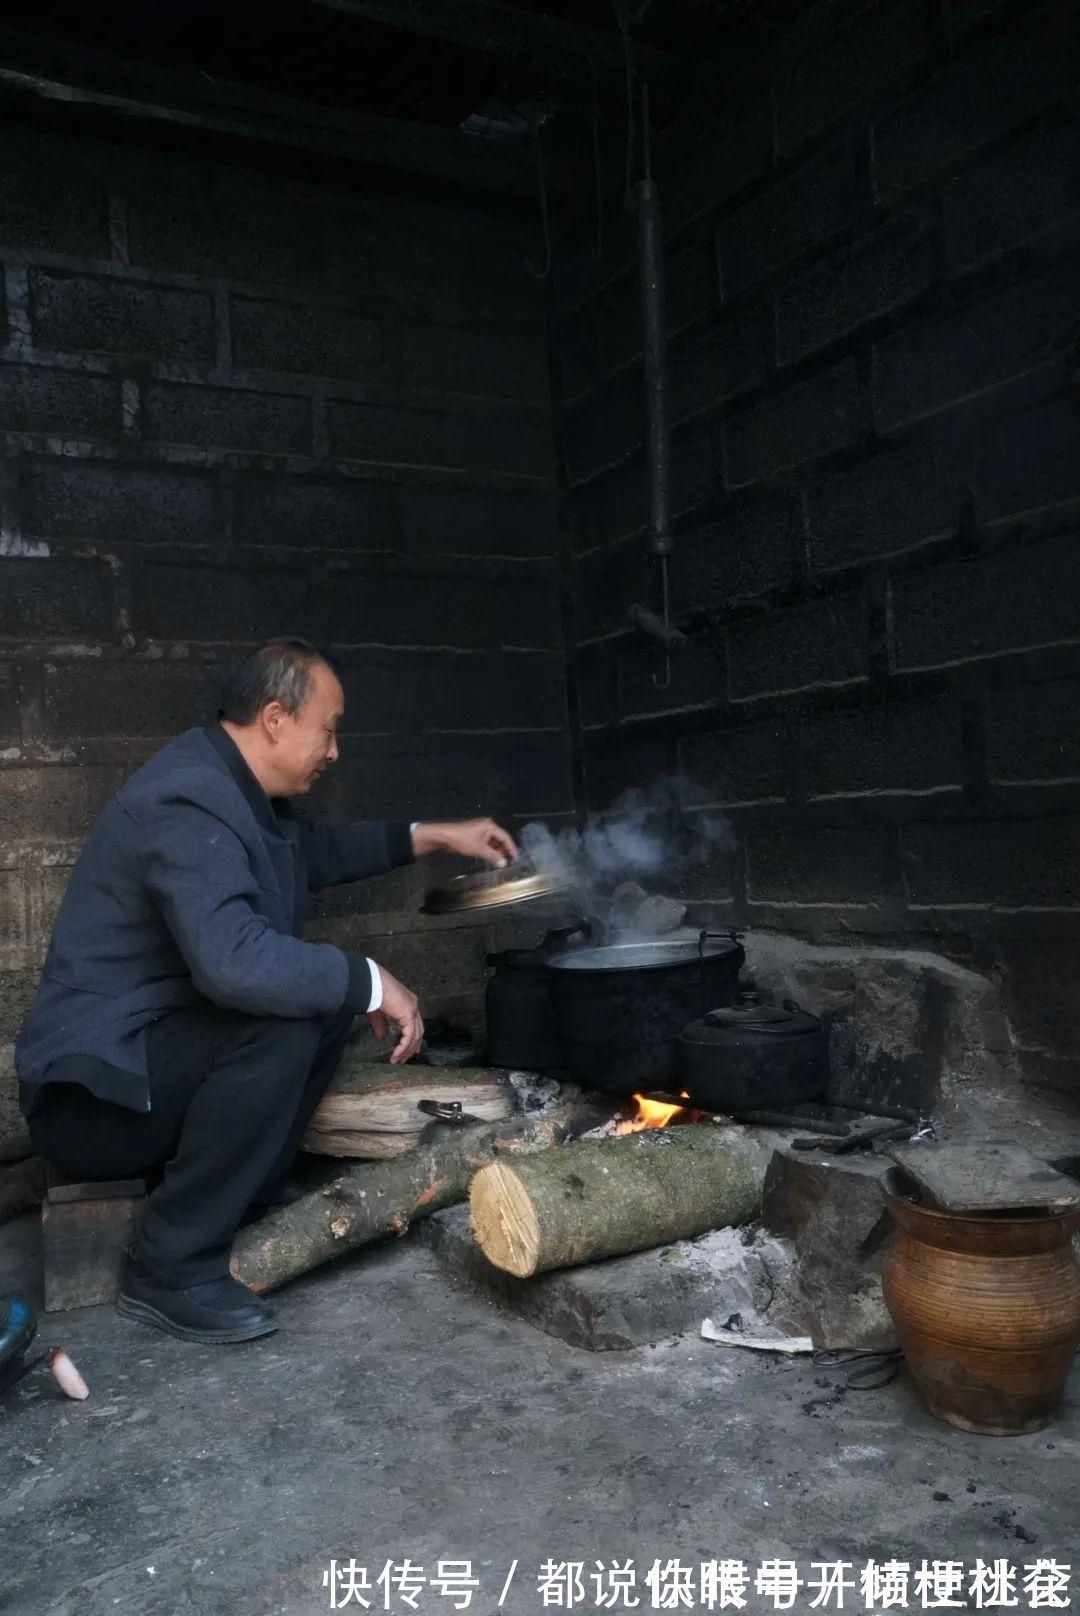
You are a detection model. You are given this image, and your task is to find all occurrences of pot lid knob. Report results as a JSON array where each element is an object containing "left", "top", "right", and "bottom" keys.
[{"left": 701, "top": 991, "right": 814, "bottom": 1030}]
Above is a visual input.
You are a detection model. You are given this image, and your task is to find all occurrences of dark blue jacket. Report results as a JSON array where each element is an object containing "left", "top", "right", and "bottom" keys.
[{"left": 15, "top": 724, "right": 413, "bottom": 1114}]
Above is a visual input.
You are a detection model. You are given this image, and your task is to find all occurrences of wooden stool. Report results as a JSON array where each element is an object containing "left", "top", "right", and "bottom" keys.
[{"left": 42, "top": 1166, "right": 146, "bottom": 1313}]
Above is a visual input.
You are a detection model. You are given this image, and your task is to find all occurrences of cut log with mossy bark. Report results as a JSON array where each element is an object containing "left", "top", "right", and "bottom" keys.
[
  {"left": 469, "top": 1123, "right": 774, "bottom": 1277},
  {"left": 231, "top": 1088, "right": 610, "bottom": 1293},
  {"left": 302, "top": 1063, "right": 513, "bottom": 1159}
]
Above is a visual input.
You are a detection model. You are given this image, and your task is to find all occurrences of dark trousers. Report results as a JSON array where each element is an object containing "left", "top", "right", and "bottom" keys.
[{"left": 28, "top": 1002, "right": 355, "bottom": 1287}]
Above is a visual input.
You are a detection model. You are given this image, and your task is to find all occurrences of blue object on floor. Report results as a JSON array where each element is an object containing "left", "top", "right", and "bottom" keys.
[{"left": 0, "top": 1296, "right": 39, "bottom": 1395}]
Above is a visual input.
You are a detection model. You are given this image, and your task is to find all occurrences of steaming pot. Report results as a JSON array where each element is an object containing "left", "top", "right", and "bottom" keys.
[
  {"left": 484, "top": 928, "right": 582, "bottom": 1069},
  {"left": 545, "top": 931, "right": 745, "bottom": 1091}
]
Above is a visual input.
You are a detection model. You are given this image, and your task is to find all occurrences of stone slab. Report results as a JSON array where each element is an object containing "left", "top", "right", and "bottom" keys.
[
  {"left": 737, "top": 932, "right": 1018, "bottom": 1120},
  {"left": 889, "top": 1140, "right": 1080, "bottom": 1212},
  {"left": 414, "top": 1204, "right": 797, "bottom": 1352},
  {"left": 42, "top": 1192, "right": 140, "bottom": 1312},
  {"left": 762, "top": 1146, "right": 898, "bottom": 1351},
  {"left": 46, "top": 1166, "right": 147, "bottom": 1204}
]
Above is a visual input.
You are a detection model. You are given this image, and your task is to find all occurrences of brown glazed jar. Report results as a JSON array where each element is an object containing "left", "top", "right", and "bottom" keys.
[{"left": 883, "top": 1184, "right": 1080, "bottom": 1435}]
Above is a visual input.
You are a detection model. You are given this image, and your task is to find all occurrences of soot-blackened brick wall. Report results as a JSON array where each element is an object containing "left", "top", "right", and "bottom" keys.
[
  {"left": 557, "top": 0, "right": 1080, "bottom": 1094},
  {"left": 0, "top": 110, "right": 570, "bottom": 1091}
]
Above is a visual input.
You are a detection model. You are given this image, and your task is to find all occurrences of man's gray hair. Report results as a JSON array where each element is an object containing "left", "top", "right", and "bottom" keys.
[{"left": 217, "top": 638, "right": 337, "bottom": 726}]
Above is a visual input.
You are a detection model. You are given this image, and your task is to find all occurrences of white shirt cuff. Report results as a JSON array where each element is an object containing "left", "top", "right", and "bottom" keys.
[{"left": 367, "top": 958, "right": 383, "bottom": 1013}]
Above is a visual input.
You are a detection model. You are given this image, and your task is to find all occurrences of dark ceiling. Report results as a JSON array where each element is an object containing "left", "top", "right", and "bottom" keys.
[
  {"left": 0, "top": 0, "right": 815, "bottom": 130},
  {"left": 0, "top": 0, "right": 499, "bottom": 126},
  {"left": 0, "top": 0, "right": 829, "bottom": 214}
]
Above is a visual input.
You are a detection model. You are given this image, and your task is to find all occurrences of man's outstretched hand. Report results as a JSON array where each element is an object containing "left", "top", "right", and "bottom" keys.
[
  {"left": 368, "top": 966, "right": 424, "bottom": 1065},
  {"left": 411, "top": 818, "right": 519, "bottom": 868}
]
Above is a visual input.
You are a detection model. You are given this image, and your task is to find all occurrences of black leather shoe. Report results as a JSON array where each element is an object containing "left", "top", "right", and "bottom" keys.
[{"left": 117, "top": 1257, "right": 278, "bottom": 1344}]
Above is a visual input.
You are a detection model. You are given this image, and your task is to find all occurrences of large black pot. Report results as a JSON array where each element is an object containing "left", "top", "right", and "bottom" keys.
[
  {"left": 484, "top": 925, "right": 587, "bottom": 1068},
  {"left": 485, "top": 944, "right": 564, "bottom": 1069},
  {"left": 676, "top": 991, "right": 828, "bottom": 1111},
  {"left": 546, "top": 931, "right": 745, "bottom": 1091}
]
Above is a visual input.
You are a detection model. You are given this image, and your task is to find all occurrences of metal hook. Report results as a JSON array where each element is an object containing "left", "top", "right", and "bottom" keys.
[{"left": 652, "top": 551, "right": 673, "bottom": 689}]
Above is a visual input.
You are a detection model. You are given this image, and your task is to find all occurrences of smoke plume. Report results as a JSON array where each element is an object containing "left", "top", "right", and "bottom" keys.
[{"left": 519, "top": 776, "right": 733, "bottom": 935}]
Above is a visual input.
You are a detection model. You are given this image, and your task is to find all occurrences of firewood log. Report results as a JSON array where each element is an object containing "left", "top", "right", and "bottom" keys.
[
  {"left": 302, "top": 1064, "right": 513, "bottom": 1158},
  {"left": 231, "top": 1088, "right": 610, "bottom": 1293},
  {"left": 469, "top": 1123, "right": 773, "bottom": 1278}
]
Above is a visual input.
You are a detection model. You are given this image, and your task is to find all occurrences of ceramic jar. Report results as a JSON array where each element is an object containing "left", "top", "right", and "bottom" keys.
[{"left": 883, "top": 1186, "right": 1080, "bottom": 1435}]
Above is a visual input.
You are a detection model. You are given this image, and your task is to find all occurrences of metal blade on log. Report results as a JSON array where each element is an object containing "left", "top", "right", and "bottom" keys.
[{"left": 303, "top": 1063, "right": 514, "bottom": 1159}]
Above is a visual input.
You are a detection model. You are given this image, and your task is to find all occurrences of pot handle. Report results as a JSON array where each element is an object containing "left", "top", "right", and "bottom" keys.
[
  {"left": 697, "top": 928, "right": 744, "bottom": 965},
  {"left": 697, "top": 928, "right": 744, "bottom": 984}
]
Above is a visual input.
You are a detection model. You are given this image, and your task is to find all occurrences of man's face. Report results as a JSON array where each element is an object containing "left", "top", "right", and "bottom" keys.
[{"left": 271, "top": 660, "right": 344, "bottom": 795}]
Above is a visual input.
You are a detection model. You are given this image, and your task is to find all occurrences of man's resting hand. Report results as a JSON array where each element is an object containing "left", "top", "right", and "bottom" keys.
[{"left": 367, "top": 967, "right": 424, "bottom": 1065}]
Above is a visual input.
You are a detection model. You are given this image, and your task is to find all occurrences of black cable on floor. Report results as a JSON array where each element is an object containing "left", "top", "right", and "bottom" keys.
[{"left": 812, "top": 1347, "right": 904, "bottom": 1391}]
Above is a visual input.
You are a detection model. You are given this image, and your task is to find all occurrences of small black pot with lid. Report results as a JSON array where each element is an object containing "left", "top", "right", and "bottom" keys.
[{"left": 675, "top": 990, "right": 829, "bottom": 1112}]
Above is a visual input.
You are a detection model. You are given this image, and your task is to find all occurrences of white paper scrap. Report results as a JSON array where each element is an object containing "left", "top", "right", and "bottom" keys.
[{"left": 700, "top": 1317, "right": 813, "bottom": 1355}]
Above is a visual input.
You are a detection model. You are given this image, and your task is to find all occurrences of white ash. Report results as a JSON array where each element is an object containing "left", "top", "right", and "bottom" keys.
[
  {"left": 580, "top": 1109, "right": 733, "bottom": 1141},
  {"left": 579, "top": 1100, "right": 644, "bottom": 1139},
  {"left": 671, "top": 1225, "right": 804, "bottom": 1338},
  {"left": 501, "top": 1069, "right": 563, "bottom": 1115},
  {"left": 580, "top": 1114, "right": 623, "bottom": 1140},
  {"left": 577, "top": 1120, "right": 682, "bottom": 1143}
]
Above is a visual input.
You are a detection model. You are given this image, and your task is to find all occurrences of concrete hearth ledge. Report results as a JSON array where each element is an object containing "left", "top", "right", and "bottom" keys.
[
  {"left": 762, "top": 1148, "right": 897, "bottom": 1351},
  {"left": 413, "top": 1201, "right": 800, "bottom": 1352},
  {"left": 738, "top": 931, "right": 1023, "bottom": 1123}
]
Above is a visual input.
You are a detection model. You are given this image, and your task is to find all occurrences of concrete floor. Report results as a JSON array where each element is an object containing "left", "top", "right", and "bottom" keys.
[{"left": 1, "top": 1213, "right": 1078, "bottom": 1616}]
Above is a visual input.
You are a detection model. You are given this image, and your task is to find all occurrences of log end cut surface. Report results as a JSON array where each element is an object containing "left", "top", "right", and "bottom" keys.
[
  {"left": 470, "top": 1161, "right": 542, "bottom": 1277},
  {"left": 467, "top": 1125, "right": 771, "bottom": 1278}
]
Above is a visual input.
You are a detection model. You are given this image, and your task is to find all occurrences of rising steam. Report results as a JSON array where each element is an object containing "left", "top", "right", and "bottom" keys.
[{"left": 520, "top": 776, "right": 733, "bottom": 933}]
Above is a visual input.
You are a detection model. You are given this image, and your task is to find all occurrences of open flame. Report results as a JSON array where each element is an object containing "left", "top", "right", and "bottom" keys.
[{"left": 614, "top": 1091, "right": 702, "bottom": 1134}]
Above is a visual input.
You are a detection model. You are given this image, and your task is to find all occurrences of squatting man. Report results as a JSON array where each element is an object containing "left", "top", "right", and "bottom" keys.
[{"left": 15, "top": 639, "right": 518, "bottom": 1345}]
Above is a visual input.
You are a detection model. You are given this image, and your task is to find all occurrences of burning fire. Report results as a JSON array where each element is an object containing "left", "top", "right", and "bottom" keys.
[{"left": 614, "top": 1091, "right": 703, "bottom": 1134}]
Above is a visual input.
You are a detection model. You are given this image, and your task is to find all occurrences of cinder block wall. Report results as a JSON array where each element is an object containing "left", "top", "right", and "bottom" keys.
[
  {"left": 0, "top": 109, "right": 572, "bottom": 1108},
  {"left": 555, "top": 0, "right": 1080, "bottom": 1094}
]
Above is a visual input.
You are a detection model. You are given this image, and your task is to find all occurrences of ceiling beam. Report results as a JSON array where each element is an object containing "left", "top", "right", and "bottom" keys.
[
  {"left": 0, "top": 27, "right": 551, "bottom": 200},
  {"left": 304, "top": 0, "right": 743, "bottom": 91}
]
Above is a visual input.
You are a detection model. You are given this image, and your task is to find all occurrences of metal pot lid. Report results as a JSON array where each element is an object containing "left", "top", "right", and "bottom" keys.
[
  {"left": 684, "top": 991, "right": 822, "bottom": 1037},
  {"left": 547, "top": 933, "right": 741, "bottom": 973},
  {"left": 422, "top": 861, "right": 572, "bottom": 916}
]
